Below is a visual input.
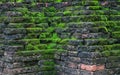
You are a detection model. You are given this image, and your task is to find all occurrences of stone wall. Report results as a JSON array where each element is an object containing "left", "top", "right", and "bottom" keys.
[{"left": 0, "top": 0, "right": 120, "bottom": 75}]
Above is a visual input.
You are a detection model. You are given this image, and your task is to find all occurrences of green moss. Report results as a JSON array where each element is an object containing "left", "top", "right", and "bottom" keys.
[
  {"left": 103, "top": 44, "right": 120, "bottom": 51},
  {"left": 89, "top": 6, "right": 102, "bottom": 10},
  {"left": 17, "top": 50, "right": 40, "bottom": 56},
  {"left": 63, "top": 11, "right": 71, "bottom": 16},
  {"left": 96, "top": 10, "right": 104, "bottom": 15},
  {"left": 112, "top": 32, "right": 120, "bottom": 38},
  {"left": 102, "top": 50, "right": 120, "bottom": 56},
  {"left": 100, "top": 15, "right": 108, "bottom": 21},
  {"left": 47, "top": 43, "right": 56, "bottom": 49},
  {"left": 39, "top": 33, "right": 50, "bottom": 38},
  {"left": 103, "top": 45, "right": 113, "bottom": 51},
  {"left": 47, "top": 27, "right": 55, "bottom": 32},
  {"left": 111, "top": 50, "right": 120, "bottom": 56},
  {"left": 112, "top": 44, "right": 120, "bottom": 49},
  {"left": 17, "top": 49, "right": 55, "bottom": 56},
  {"left": 43, "top": 61, "right": 55, "bottom": 66},
  {"left": 26, "top": 28, "right": 42, "bottom": 33},
  {"left": 59, "top": 39, "right": 69, "bottom": 44},
  {"left": 102, "top": 51, "right": 111, "bottom": 57},
  {"left": 42, "top": 66, "right": 55, "bottom": 71},
  {"left": 57, "top": 23, "right": 65, "bottom": 28},
  {"left": 23, "top": 39, "right": 40, "bottom": 45},
  {"left": 55, "top": 0, "right": 62, "bottom": 2},
  {"left": 41, "top": 54, "right": 54, "bottom": 59},
  {"left": 24, "top": 33, "right": 39, "bottom": 39},
  {"left": 44, "top": 7, "right": 57, "bottom": 12},
  {"left": 17, "top": 0, "right": 23, "bottom": 2},
  {"left": 81, "top": 1, "right": 99, "bottom": 6},
  {"left": 25, "top": 44, "right": 34, "bottom": 50}
]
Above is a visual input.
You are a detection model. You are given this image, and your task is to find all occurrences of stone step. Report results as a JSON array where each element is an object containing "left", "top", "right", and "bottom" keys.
[
  {"left": 0, "top": 1, "right": 101, "bottom": 13},
  {"left": 0, "top": 40, "right": 4, "bottom": 45},
  {"left": 0, "top": 15, "right": 120, "bottom": 23},
  {"left": 103, "top": 44, "right": 120, "bottom": 51},
  {"left": 112, "top": 31, "right": 120, "bottom": 39},
  {"left": 22, "top": 38, "right": 61, "bottom": 45},
  {"left": 83, "top": 39, "right": 115, "bottom": 46},
  {"left": 24, "top": 33, "right": 40, "bottom": 39},
  {"left": 63, "top": 26, "right": 109, "bottom": 33},
  {"left": 4, "top": 54, "right": 54, "bottom": 62},
  {"left": 66, "top": 21, "right": 120, "bottom": 28},
  {"left": 3, "top": 45, "right": 24, "bottom": 54},
  {"left": 66, "top": 42, "right": 120, "bottom": 52},
  {"left": 0, "top": 11, "right": 22, "bottom": 17},
  {"left": 51, "top": 15, "right": 120, "bottom": 23},
  {"left": 25, "top": 43, "right": 57, "bottom": 50},
  {"left": 0, "top": 17, "right": 47, "bottom": 23},
  {"left": 3, "top": 65, "right": 41, "bottom": 74},
  {"left": 106, "top": 56, "right": 120, "bottom": 62},
  {"left": 4, "top": 61, "right": 36, "bottom": 69},
  {"left": 0, "top": 1, "right": 102, "bottom": 6},
  {"left": 4, "top": 55, "right": 41, "bottom": 62},
  {"left": 108, "top": 26, "right": 120, "bottom": 32},
  {"left": 105, "top": 61, "right": 120, "bottom": 69},
  {"left": 78, "top": 52, "right": 102, "bottom": 58},
  {"left": 4, "top": 28, "right": 26, "bottom": 35},
  {"left": 26, "top": 28, "right": 43, "bottom": 33},
  {"left": 22, "top": 39, "right": 40, "bottom": 44},
  {"left": 67, "top": 38, "right": 116, "bottom": 46},
  {"left": 16, "top": 49, "right": 56, "bottom": 56},
  {"left": 7, "top": 9, "right": 118, "bottom": 17},
  {"left": 0, "top": 50, "right": 4, "bottom": 56},
  {"left": 4, "top": 28, "right": 43, "bottom": 35},
  {"left": 54, "top": 10, "right": 120, "bottom": 16},
  {"left": 61, "top": 6, "right": 102, "bottom": 11},
  {"left": 78, "top": 45, "right": 103, "bottom": 52},
  {"left": 0, "top": 1, "right": 120, "bottom": 12},
  {"left": 0, "top": 34, "right": 4, "bottom": 39},
  {"left": 80, "top": 57, "right": 106, "bottom": 65},
  {"left": 4, "top": 34, "right": 25, "bottom": 40},
  {"left": 18, "top": 71, "right": 56, "bottom": 75},
  {"left": 73, "top": 33, "right": 109, "bottom": 39},
  {"left": 4, "top": 40, "right": 25, "bottom": 46},
  {"left": 6, "top": 23, "right": 48, "bottom": 28},
  {"left": 102, "top": 49, "right": 120, "bottom": 57}
]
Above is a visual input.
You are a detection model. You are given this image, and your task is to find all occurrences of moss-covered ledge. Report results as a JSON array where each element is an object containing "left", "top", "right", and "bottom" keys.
[{"left": 0, "top": 0, "right": 120, "bottom": 75}]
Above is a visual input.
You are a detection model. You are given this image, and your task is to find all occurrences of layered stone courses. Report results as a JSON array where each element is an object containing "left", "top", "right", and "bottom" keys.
[{"left": 0, "top": 0, "right": 120, "bottom": 75}]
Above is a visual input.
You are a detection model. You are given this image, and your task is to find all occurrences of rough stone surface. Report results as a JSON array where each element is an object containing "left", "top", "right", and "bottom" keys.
[{"left": 0, "top": 0, "right": 120, "bottom": 75}]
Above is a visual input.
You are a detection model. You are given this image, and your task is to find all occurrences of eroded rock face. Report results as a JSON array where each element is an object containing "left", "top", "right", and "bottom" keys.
[{"left": 0, "top": 0, "right": 120, "bottom": 75}]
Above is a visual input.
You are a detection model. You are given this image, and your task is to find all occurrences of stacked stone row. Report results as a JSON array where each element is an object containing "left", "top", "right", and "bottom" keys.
[{"left": 54, "top": 0, "right": 120, "bottom": 75}]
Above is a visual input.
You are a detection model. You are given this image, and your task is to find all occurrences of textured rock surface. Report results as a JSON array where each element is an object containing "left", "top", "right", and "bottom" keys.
[{"left": 0, "top": 0, "right": 120, "bottom": 75}]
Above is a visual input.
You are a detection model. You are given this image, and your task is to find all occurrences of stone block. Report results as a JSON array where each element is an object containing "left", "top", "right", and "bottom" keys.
[
  {"left": 80, "top": 58, "right": 106, "bottom": 65},
  {"left": 105, "top": 62, "right": 120, "bottom": 69},
  {"left": 4, "top": 45, "right": 23, "bottom": 51},
  {"left": 4, "top": 28, "right": 26, "bottom": 35},
  {"left": 78, "top": 45, "right": 103, "bottom": 52},
  {"left": 4, "top": 34, "right": 25, "bottom": 40},
  {"left": 78, "top": 52, "right": 102, "bottom": 58},
  {"left": 67, "top": 56, "right": 81, "bottom": 63}
]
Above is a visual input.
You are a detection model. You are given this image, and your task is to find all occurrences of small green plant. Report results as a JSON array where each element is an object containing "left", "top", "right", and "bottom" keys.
[
  {"left": 17, "top": 0, "right": 23, "bottom": 2},
  {"left": 47, "top": 43, "right": 56, "bottom": 49},
  {"left": 44, "top": 7, "right": 56, "bottom": 12},
  {"left": 63, "top": 11, "right": 71, "bottom": 16},
  {"left": 55, "top": 0, "right": 62, "bottom": 2},
  {"left": 58, "top": 23, "right": 65, "bottom": 28},
  {"left": 100, "top": 15, "right": 108, "bottom": 21}
]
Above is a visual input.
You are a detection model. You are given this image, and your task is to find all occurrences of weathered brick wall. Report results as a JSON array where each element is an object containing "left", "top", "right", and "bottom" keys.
[
  {"left": 55, "top": 0, "right": 120, "bottom": 75},
  {"left": 0, "top": 0, "right": 120, "bottom": 75}
]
